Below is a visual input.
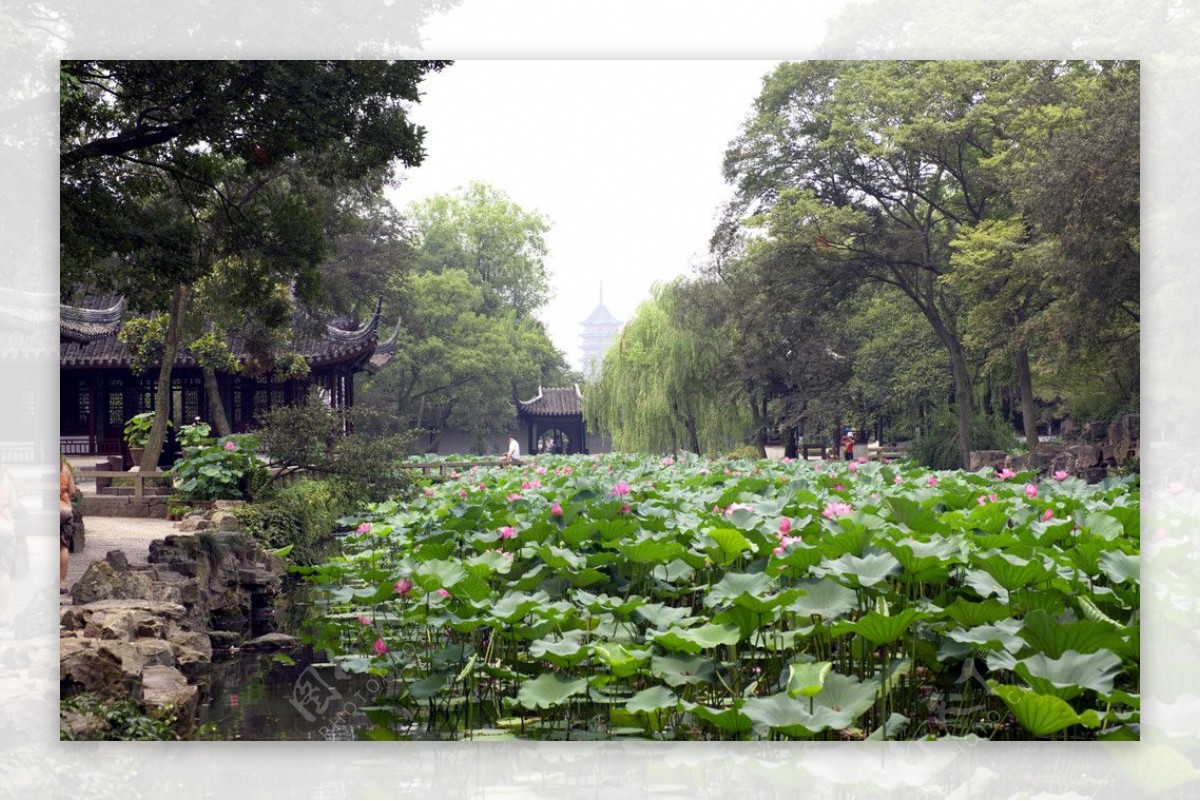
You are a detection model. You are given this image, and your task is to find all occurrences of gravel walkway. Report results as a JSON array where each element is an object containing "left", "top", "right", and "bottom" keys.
[{"left": 63, "top": 516, "right": 179, "bottom": 594}]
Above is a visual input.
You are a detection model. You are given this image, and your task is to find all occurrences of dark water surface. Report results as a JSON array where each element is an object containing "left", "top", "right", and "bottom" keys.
[{"left": 196, "top": 647, "right": 376, "bottom": 740}]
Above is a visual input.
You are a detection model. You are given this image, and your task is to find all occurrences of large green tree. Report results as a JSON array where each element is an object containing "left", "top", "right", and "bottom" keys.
[
  {"left": 360, "top": 183, "right": 568, "bottom": 452},
  {"left": 60, "top": 60, "right": 446, "bottom": 468},
  {"left": 588, "top": 279, "right": 749, "bottom": 455},
  {"left": 363, "top": 270, "right": 568, "bottom": 452},
  {"left": 718, "top": 60, "right": 1138, "bottom": 465},
  {"left": 406, "top": 182, "right": 551, "bottom": 318}
]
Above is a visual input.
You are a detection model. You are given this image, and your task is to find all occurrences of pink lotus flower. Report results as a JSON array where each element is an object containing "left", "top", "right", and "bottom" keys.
[
  {"left": 449, "top": 470, "right": 459, "bottom": 478},
  {"left": 521, "top": 481, "right": 532, "bottom": 490},
  {"left": 424, "top": 487, "right": 436, "bottom": 498},
  {"left": 478, "top": 482, "right": 487, "bottom": 490},
  {"left": 997, "top": 468, "right": 1016, "bottom": 480},
  {"left": 814, "top": 463, "right": 824, "bottom": 472},
  {"left": 662, "top": 456, "right": 674, "bottom": 467},
  {"left": 393, "top": 577, "right": 413, "bottom": 597},
  {"left": 926, "top": 476, "right": 938, "bottom": 487},
  {"left": 773, "top": 535, "right": 801, "bottom": 555},
  {"left": 358, "top": 616, "right": 371, "bottom": 626},
  {"left": 856, "top": 456, "right": 868, "bottom": 464},
  {"left": 823, "top": 501, "right": 853, "bottom": 520},
  {"left": 224, "top": 440, "right": 237, "bottom": 451},
  {"left": 976, "top": 493, "right": 1000, "bottom": 505},
  {"left": 847, "top": 462, "right": 859, "bottom": 473},
  {"left": 459, "top": 488, "right": 468, "bottom": 499},
  {"left": 893, "top": 475, "right": 903, "bottom": 485},
  {"left": 535, "top": 466, "right": 547, "bottom": 475},
  {"left": 356, "top": 522, "right": 372, "bottom": 534},
  {"left": 619, "top": 504, "right": 631, "bottom": 515},
  {"left": 551, "top": 501, "right": 563, "bottom": 517},
  {"left": 833, "top": 484, "right": 845, "bottom": 492},
  {"left": 725, "top": 503, "right": 754, "bottom": 516},
  {"left": 612, "top": 482, "right": 631, "bottom": 496},
  {"left": 1024, "top": 483, "right": 1039, "bottom": 499},
  {"left": 1041, "top": 508, "right": 1054, "bottom": 522},
  {"left": 373, "top": 638, "right": 387, "bottom": 655},
  {"left": 499, "top": 526, "right": 516, "bottom": 540},
  {"left": 507, "top": 493, "right": 522, "bottom": 503},
  {"left": 1053, "top": 470, "right": 1069, "bottom": 481},
  {"left": 437, "top": 588, "right": 450, "bottom": 598},
  {"left": 782, "top": 457, "right": 794, "bottom": 464},
  {"left": 778, "top": 518, "right": 792, "bottom": 536}
]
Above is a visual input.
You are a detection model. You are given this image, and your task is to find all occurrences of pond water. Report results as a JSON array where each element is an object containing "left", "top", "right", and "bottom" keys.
[
  {"left": 194, "top": 578, "right": 385, "bottom": 741},
  {"left": 195, "top": 647, "right": 374, "bottom": 741}
]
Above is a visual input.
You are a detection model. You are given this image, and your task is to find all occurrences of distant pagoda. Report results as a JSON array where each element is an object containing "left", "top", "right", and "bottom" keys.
[{"left": 579, "top": 284, "right": 622, "bottom": 380}]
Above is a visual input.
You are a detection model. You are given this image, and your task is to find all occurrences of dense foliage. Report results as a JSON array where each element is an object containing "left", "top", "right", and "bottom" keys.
[
  {"left": 360, "top": 183, "right": 575, "bottom": 451},
  {"left": 60, "top": 694, "right": 179, "bottom": 741},
  {"left": 298, "top": 453, "right": 1139, "bottom": 741},
  {"left": 61, "top": 60, "right": 447, "bottom": 466},
  {"left": 593, "top": 61, "right": 1138, "bottom": 466}
]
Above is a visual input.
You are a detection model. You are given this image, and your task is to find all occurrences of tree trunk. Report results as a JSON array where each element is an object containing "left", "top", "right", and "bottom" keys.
[
  {"left": 748, "top": 393, "right": 768, "bottom": 458},
  {"left": 946, "top": 342, "right": 974, "bottom": 468},
  {"left": 1016, "top": 345, "right": 1040, "bottom": 451},
  {"left": 684, "top": 416, "right": 701, "bottom": 455},
  {"left": 783, "top": 424, "right": 798, "bottom": 459},
  {"left": 918, "top": 304, "right": 975, "bottom": 468},
  {"left": 140, "top": 283, "right": 190, "bottom": 471},
  {"left": 203, "top": 366, "right": 232, "bottom": 437}
]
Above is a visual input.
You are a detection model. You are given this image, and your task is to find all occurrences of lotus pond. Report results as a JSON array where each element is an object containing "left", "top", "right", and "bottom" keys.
[{"left": 295, "top": 453, "right": 1139, "bottom": 741}]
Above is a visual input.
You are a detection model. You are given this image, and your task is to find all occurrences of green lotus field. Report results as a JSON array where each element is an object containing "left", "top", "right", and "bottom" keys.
[{"left": 296, "top": 453, "right": 1140, "bottom": 741}]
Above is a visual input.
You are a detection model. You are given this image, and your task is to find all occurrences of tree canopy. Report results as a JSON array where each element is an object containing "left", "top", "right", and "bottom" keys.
[
  {"left": 60, "top": 60, "right": 448, "bottom": 466},
  {"left": 360, "top": 183, "right": 571, "bottom": 452}
]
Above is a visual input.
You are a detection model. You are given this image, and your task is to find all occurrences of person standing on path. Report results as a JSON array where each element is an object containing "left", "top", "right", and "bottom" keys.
[{"left": 60, "top": 457, "right": 77, "bottom": 595}]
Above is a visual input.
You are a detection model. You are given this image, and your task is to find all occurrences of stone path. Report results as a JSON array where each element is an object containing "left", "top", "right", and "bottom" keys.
[{"left": 63, "top": 516, "right": 179, "bottom": 594}]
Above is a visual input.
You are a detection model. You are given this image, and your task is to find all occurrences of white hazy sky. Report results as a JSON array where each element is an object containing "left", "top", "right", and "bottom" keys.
[{"left": 386, "top": 59, "right": 788, "bottom": 371}]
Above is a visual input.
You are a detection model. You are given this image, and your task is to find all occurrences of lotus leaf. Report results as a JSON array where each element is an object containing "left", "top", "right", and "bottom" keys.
[
  {"left": 989, "top": 682, "right": 1102, "bottom": 736},
  {"left": 742, "top": 692, "right": 852, "bottom": 737},
  {"left": 1014, "top": 648, "right": 1123, "bottom": 700},
  {"left": 650, "top": 653, "right": 716, "bottom": 686},
  {"left": 652, "top": 622, "right": 743, "bottom": 654},
  {"left": 625, "top": 685, "right": 679, "bottom": 714},
  {"left": 517, "top": 672, "right": 588, "bottom": 709}
]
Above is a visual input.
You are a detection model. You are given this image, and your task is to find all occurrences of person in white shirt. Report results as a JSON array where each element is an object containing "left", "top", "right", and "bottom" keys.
[{"left": 501, "top": 434, "right": 520, "bottom": 465}]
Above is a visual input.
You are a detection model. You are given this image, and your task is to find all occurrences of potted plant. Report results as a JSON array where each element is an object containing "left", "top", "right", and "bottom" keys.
[
  {"left": 176, "top": 419, "right": 213, "bottom": 459},
  {"left": 123, "top": 412, "right": 166, "bottom": 467}
]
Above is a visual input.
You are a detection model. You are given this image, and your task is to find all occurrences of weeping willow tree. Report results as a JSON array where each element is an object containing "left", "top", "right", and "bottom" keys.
[{"left": 586, "top": 280, "right": 749, "bottom": 455}]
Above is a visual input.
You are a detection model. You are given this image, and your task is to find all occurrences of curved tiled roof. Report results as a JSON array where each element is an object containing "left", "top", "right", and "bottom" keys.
[
  {"left": 517, "top": 385, "right": 584, "bottom": 417},
  {"left": 60, "top": 295, "right": 125, "bottom": 342},
  {"left": 581, "top": 303, "right": 621, "bottom": 327},
  {"left": 60, "top": 296, "right": 386, "bottom": 371}
]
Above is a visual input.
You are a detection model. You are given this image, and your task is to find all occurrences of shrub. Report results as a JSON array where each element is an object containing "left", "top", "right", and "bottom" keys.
[
  {"left": 123, "top": 412, "right": 158, "bottom": 449},
  {"left": 168, "top": 433, "right": 268, "bottom": 501},
  {"left": 910, "top": 407, "right": 1020, "bottom": 470},
  {"left": 234, "top": 478, "right": 347, "bottom": 564},
  {"left": 175, "top": 420, "right": 213, "bottom": 451},
  {"left": 723, "top": 444, "right": 762, "bottom": 461},
  {"left": 254, "top": 397, "right": 416, "bottom": 505},
  {"left": 60, "top": 694, "right": 178, "bottom": 741}
]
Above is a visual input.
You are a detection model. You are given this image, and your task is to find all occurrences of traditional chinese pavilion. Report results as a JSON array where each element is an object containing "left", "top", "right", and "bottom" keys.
[
  {"left": 515, "top": 385, "right": 589, "bottom": 455},
  {"left": 60, "top": 295, "right": 398, "bottom": 460}
]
